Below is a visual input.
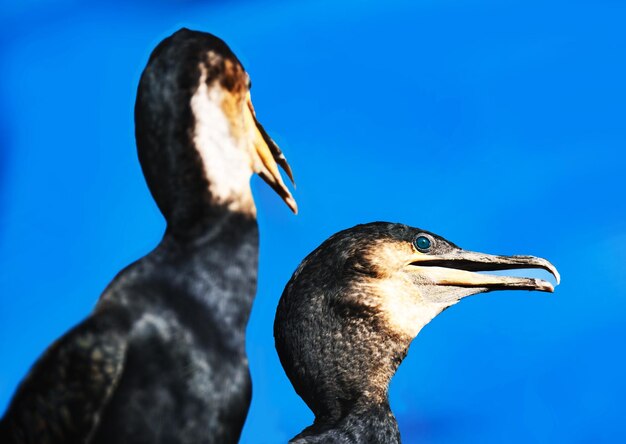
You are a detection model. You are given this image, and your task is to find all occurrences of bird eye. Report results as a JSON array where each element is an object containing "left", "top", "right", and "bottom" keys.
[{"left": 414, "top": 235, "right": 432, "bottom": 252}]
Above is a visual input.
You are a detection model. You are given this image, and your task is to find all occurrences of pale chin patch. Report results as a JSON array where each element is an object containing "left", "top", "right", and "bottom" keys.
[
  {"left": 375, "top": 276, "right": 454, "bottom": 339},
  {"left": 190, "top": 63, "right": 255, "bottom": 215}
]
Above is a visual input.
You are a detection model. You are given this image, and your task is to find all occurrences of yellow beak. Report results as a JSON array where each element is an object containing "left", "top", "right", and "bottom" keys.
[
  {"left": 408, "top": 251, "right": 560, "bottom": 292},
  {"left": 247, "top": 94, "right": 297, "bottom": 214}
]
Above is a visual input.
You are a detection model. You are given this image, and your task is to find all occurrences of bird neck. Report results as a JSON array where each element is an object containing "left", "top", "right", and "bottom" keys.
[
  {"left": 165, "top": 195, "right": 254, "bottom": 240},
  {"left": 293, "top": 402, "right": 401, "bottom": 444},
  {"left": 296, "top": 318, "right": 409, "bottom": 427},
  {"left": 153, "top": 209, "right": 259, "bottom": 347}
]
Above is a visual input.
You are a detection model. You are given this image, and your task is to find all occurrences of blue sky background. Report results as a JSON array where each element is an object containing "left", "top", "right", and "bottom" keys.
[{"left": 1, "top": 0, "right": 625, "bottom": 442}]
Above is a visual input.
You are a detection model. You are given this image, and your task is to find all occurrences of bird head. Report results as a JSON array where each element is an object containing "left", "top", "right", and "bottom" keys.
[
  {"left": 135, "top": 28, "right": 296, "bottom": 232},
  {"left": 274, "top": 222, "right": 559, "bottom": 421}
]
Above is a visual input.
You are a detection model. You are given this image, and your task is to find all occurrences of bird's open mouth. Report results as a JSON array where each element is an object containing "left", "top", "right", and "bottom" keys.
[
  {"left": 409, "top": 252, "right": 560, "bottom": 292},
  {"left": 246, "top": 94, "right": 297, "bottom": 214}
]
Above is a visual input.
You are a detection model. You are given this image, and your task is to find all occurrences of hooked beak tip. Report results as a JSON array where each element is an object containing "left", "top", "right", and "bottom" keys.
[{"left": 247, "top": 97, "right": 297, "bottom": 214}]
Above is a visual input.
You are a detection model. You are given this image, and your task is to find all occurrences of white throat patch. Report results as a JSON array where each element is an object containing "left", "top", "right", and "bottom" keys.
[
  {"left": 375, "top": 275, "right": 453, "bottom": 339},
  {"left": 190, "top": 63, "right": 255, "bottom": 215}
]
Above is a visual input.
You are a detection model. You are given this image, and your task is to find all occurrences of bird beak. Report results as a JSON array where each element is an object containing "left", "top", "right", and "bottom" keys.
[
  {"left": 408, "top": 250, "right": 560, "bottom": 293},
  {"left": 246, "top": 93, "right": 297, "bottom": 214}
]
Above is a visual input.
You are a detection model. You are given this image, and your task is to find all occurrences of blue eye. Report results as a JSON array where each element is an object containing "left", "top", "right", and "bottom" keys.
[{"left": 415, "top": 235, "right": 431, "bottom": 252}]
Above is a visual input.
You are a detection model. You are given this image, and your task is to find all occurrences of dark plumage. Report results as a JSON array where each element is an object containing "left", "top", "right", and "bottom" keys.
[
  {"left": 1, "top": 28, "right": 295, "bottom": 444},
  {"left": 275, "top": 223, "right": 559, "bottom": 443}
]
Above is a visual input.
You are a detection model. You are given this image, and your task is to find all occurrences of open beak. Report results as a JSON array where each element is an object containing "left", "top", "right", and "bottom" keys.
[
  {"left": 409, "top": 250, "right": 560, "bottom": 293},
  {"left": 247, "top": 94, "right": 297, "bottom": 214}
]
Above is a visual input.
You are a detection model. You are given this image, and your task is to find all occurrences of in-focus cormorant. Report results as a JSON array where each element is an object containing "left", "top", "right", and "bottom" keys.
[
  {"left": 0, "top": 28, "right": 296, "bottom": 443},
  {"left": 275, "top": 223, "right": 559, "bottom": 443}
]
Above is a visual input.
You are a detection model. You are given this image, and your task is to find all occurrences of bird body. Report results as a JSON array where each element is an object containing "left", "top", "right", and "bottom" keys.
[
  {"left": 275, "top": 223, "right": 559, "bottom": 443},
  {"left": 91, "top": 210, "right": 258, "bottom": 443},
  {"left": 2, "top": 212, "right": 257, "bottom": 444},
  {"left": 1, "top": 28, "right": 296, "bottom": 444}
]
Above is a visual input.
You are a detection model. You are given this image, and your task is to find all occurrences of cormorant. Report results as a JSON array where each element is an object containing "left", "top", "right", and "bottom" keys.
[
  {"left": 0, "top": 28, "right": 296, "bottom": 443},
  {"left": 274, "top": 223, "right": 559, "bottom": 443}
]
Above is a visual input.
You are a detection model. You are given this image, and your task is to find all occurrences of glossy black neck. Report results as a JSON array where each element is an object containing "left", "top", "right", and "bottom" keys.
[
  {"left": 150, "top": 209, "right": 259, "bottom": 349},
  {"left": 293, "top": 402, "right": 400, "bottom": 443},
  {"left": 164, "top": 201, "right": 248, "bottom": 241}
]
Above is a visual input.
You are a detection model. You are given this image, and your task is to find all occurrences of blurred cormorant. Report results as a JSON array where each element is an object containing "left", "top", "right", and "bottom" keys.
[
  {"left": 275, "top": 223, "right": 559, "bottom": 443},
  {"left": 0, "top": 28, "right": 296, "bottom": 444}
]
